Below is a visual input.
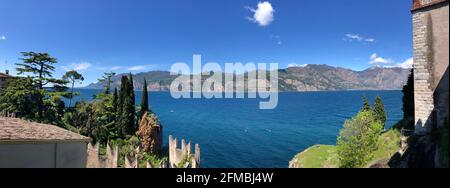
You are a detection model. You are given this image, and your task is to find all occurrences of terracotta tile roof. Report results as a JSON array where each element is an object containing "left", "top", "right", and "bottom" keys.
[
  {"left": 0, "top": 73, "right": 12, "bottom": 78},
  {"left": 0, "top": 118, "right": 90, "bottom": 143},
  {"left": 412, "top": 0, "right": 449, "bottom": 11}
]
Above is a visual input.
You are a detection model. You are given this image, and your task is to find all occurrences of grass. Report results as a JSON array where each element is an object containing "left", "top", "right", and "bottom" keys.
[
  {"left": 290, "top": 145, "right": 339, "bottom": 168},
  {"left": 366, "top": 128, "right": 401, "bottom": 167},
  {"left": 291, "top": 128, "right": 401, "bottom": 168}
]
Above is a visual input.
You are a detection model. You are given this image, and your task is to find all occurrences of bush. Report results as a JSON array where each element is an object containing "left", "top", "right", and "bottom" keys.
[{"left": 337, "top": 110, "right": 383, "bottom": 168}]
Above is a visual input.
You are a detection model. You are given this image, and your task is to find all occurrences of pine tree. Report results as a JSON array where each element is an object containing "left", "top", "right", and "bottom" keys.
[
  {"left": 98, "top": 72, "right": 116, "bottom": 95},
  {"left": 373, "top": 96, "right": 387, "bottom": 128},
  {"left": 15, "top": 52, "right": 68, "bottom": 119},
  {"left": 362, "top": 96, "right": 371, "bottom": 112},
  {"left": 62, "top": 70, "right": 84, "bottom": 108},
  {"left": 139, "top": 78, "right": 149, "bottom": 121}
]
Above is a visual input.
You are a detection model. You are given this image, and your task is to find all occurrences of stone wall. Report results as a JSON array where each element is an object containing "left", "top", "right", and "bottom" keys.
[
  {"left": 168, "top": 135, "right": 201, "bottom": 168},
  {"left": 86, "top": 135, "right": 200, "bottom": 168},
  {"left": 412, "top": 0, "right": 449, "bottom": 135},
  {"left": 86, "top": 143, "right": 119, "bottom": 168}
]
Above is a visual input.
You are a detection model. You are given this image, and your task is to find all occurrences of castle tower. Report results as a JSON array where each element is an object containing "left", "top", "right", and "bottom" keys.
[{"left": 412, "top": 0, "right": 449, "bottom": 135}]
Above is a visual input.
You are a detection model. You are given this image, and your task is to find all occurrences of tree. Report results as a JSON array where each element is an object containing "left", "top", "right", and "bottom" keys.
[
  {"left": 362, "top": 96, "right": 371, "bottom": 112},
  {"left": 98, "top": 72, "right": 116, "bottom": 94},
  {"left": 117, "top": 75, "right": 136, "bottom": 138},
  {"left": 15, "top": 52, "right": 68, "bottom": 119},
  {"left": 112, "top": 88, "right": 118, "bottom": 115},
  {"left": 63, "top": 70, "right": 84, "bottom": 107},
  {"left": 129, "top": 73, "right": 135, "bottom": 108},
  {"left": 139, "top": 78, "right": 149, "bottom": 121},
  {"left": 0, "top": 77, "right": 38, "bottom": 118},
  {"left": 402, "top": 69, "right": 414, "bottom": 129},
  {"left": 373, "top": 96, "right": 387, "bottom": 128},
  {"left": 137, "top": 112, "right": 162, "bottom": 154},
  {"left": 337, "top": 110, "right": 383, "bottom": 168},
  {"left": 16, "top": 52, "right": 57, "bottom": 90}
]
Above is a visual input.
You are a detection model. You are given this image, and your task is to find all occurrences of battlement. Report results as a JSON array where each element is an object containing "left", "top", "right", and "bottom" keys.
[
  {"left": 168, "top": 135, "right": 201, "bottom": 168},
  {"left": 86, "top": 135, "right": 200, "bottom": 168}
]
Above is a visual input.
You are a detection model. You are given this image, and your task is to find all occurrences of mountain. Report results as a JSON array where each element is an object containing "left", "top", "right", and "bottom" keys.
[{"left": 84, "top": 65, "right": 410, "bottom": 92}]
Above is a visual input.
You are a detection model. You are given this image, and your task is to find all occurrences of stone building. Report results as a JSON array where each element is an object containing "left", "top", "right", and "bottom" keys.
[
  {"left": 412, "top": 0, "right": 449, "bottom": 135},
  {"left": 0, "top": 117, "right": 91, "bottom": 168}
]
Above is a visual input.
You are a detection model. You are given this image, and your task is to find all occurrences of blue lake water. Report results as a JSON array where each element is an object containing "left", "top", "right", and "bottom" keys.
[{"left": 72, "top": 89, "right": 403, "bottom": 168}]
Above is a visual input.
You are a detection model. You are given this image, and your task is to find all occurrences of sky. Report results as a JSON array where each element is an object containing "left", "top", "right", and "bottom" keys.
[{"left": 0, "top": 0, "right": 414, "bottom": 87}]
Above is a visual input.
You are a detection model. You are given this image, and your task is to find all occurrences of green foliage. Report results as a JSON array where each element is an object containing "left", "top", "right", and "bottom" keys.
[
  {"left": 117, "top": 75, "right": 136, "bottom": 138},
  {"left": 62, "top": 93, "right": 116, "bottom": 144},
  {"left": 110, "top": 136, "right": 140, "bottom": 167},
  {"left": 13, "top": 52, "right": 69, "bottom": 120},
  {"left": 367, "top": 128, "right": 401, "bottom": 167},
  {"left": 0, "top": 77, "right": 39, "bottom": 119},
  {"left": 140, "top": 153, "right": 167, "bottom": 168},
  {"left": 291, "top": 145, "right": 339, "bottom": 168},
  {"left": 138, "top": 78, "right": 149, "bottom": 122},
  {"left": 362, "top": 96, "right": 371, "bottom": 112},
  {"left": 62, "top": 70, "right": 84, "bottom": 107},
  {"left": 337, "top": 110, "right": 383, "bottom": 168},
  {"left": 176, "top": 155, "right": 192, "bottom": 168},
  {"left": 402, "top": 69, "right": 415, "bottom": 129},
  {"left": 373, "top": 96, "right": 387, "bottom": 128},
  {"left": 16, "top": 52, "right": 57, "bottom": 88},
  {"left": 98, "top": 72, "right": 116, "bottom": 94}
]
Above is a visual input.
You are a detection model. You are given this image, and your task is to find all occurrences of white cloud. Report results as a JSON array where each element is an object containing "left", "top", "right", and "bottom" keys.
[
  {"left": 128, "top": 66, "right": 146, "bottom": 71},
  {"left": 369, "top": 53, "right": 394, "bottom": 65},
  {"left": 344, "top": 34, "right": 376, "bottom": 43},
  {"left": 246, "top": 1, "right": 275, "bottom": 26},
  {"left": 0, "top": 35, "right": 6, "bottom": 40},
  {"left": 395, "top": 58, "right": 413, "bottom": 69},
  {"left": 288, "top": 63, "right": 308, "bottom": 68},
  {"left": 345, "top": 34, "right": 363, "bottom": 41},
  {"left": 365, "top": 38, "right": 376, "bottom": 42},
  {"left": 62, "top": 62, "right": 92, "bottom": 71}
]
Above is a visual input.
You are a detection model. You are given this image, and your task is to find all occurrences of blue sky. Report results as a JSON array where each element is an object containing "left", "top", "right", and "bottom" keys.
[{"left": 0, "top": 0, "right": 413, "bottom": 86}]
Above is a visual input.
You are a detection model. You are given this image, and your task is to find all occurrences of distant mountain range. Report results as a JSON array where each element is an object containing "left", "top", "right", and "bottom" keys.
[{"left": 84, "top": 64, "right": 411, "bottom": 92}]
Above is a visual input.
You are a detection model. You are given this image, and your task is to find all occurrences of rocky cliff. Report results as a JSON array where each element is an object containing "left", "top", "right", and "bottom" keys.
[{"left": 85, "top": 65, "right": 410, "bottom": 92}]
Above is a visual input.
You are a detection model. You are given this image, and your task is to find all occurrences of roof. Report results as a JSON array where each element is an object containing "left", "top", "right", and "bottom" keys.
[
  {"left": 413, "top": 0, "right": 449, "bottom": 11},
  {"left": 0, "top": 73, "right": 12, "bottom": 78},
  {"left": 0, "top": 118, "right": 91, "bottom": 143}
]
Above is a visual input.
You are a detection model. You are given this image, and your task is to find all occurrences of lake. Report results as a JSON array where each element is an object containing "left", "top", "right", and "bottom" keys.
[{"left": 72, "top": 89, "right": 403, "bottom": 168}]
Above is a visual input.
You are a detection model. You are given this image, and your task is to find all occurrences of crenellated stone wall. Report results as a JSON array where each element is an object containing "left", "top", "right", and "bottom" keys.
[
  {"left": 168, "top": 135, "right": 201, "bottom": 168},
  {"left": 86, "top": 143, "right": 119, "bottom": 168},
  {"left": 86, "top": 135, "right": 200, "bottom": 168}
]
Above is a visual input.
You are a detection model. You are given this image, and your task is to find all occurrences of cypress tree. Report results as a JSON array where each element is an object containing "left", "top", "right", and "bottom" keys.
[
  {"left": 139, "top": 78, "right": 149, "bottom": 120},
  {"left": 128, "top": 73, "right": 136, "bottom": 133},
  {"left": 117, "top": 76, "right": 129, "bottom": 138},
  {"left": 112, "top": 88, "right": 118, "bottom": 116},
  {"left": 118, "top": 74, "right": 136, "bottom": 137},
  {"left": 362, "top": 96, "right": 371, "bottom": 112},
  {"left": 402, "top": 69, "right": 414, "bottom": 127},
  {"left": 373, "top": 96, "right": 387, "bottom": 128}
]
